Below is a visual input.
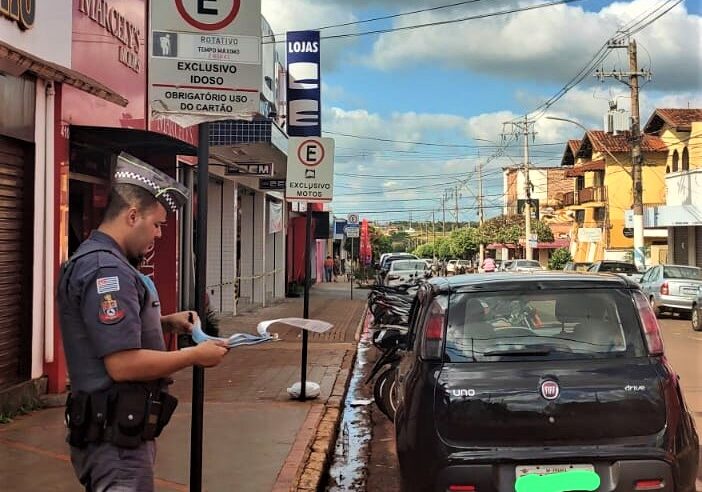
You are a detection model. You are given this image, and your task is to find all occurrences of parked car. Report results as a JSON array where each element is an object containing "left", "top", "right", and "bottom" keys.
[
  {"left": 499, "top": 259, "right": 512, "bottom": 271},
  {"left": 377, "top": 253, "right": 419, "bottom": 281},
  {"left": 563, "top": 261, "right": 592, "bottom": 272},
  {"left": 447, "top": 259, "right": 472, "bottom": 275},
  {"left": 384, "top": 259, "right": 428, "bottom": 287},
  {"left": 587, "top": 260, "right": 643, "bottom": 283},
  {"left": 506, "top": 259, "right": 544, "bottom": 272},
  {"left": 394, "top": 273, "right": 699, "bottom": 492},
  {"left": 640, "top": 264, "right": 702, "bottom": 318},
  {"left": 692, "top": 287, "right": 702, "bottom": 331}
]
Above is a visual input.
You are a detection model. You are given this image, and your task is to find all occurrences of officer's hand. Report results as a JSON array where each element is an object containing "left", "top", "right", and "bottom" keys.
[
  {"left": 192, "top": 340, "right": 228, "bottom": 367},
  {"left": 163, "top": 311, "right": 199, "bottom": 334}
]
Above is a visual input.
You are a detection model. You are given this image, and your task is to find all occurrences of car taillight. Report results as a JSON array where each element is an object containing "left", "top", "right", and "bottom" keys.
[
  {"left": 634, "top": 479, "right": 665, "bottom": 490},
  {"left": 660, "top": 282, "right": 669, "bottom": 295},
  {"left": 449, "top": 486, "right": 476, "bottom": 492},
  {"left": 634, "top": 291, "right": 664, "bottom": 356},
  {"left": 421, "top": 300, "right": 446, "bottom": 360}
]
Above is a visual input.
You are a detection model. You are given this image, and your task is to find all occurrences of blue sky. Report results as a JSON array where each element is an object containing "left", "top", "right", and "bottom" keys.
[{"left": 262, "top": 0, "right": 702, "bottom": 223}]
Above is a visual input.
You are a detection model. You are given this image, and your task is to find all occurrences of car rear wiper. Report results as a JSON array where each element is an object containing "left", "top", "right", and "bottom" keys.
[{"left": 483, "top": 346, "right": 552, "bottom": 356}]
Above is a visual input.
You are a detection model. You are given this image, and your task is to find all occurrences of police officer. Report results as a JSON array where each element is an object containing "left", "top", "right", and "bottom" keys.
[{"left": 58, "top": 152, "right": 228, "bottom": 491}]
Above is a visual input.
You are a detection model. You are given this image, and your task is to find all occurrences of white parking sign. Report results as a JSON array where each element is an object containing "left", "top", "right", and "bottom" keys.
[{"left": 286, "top": 137, "right": 335, "bottom": 202}]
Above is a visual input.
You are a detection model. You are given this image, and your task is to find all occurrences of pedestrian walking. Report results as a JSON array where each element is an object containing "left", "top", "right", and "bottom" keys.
[
  {"left": 57, "top": 152, "right": 228, "bottom": 492},
  {"left": 324, "top": 255, "right": 334, "bottom": 282}
]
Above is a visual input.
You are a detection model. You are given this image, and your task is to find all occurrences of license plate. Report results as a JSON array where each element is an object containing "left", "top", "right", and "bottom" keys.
[
  {"left": 682, "top": 287, "right": 698, "bottom": 296},
  {"left": 515, "top": 463, "right": 594, "bottom": 478}
]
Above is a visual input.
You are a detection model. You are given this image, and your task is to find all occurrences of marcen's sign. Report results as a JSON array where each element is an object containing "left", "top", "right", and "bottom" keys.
[
  {"left": 0, "top": 0, "right": 35, "bottom": 30},
  {"left": 77, "top": 0, "right": 141, "bottom": 73}
]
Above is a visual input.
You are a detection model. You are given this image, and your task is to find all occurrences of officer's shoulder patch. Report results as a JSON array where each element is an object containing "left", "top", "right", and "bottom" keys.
[
  {"left": 98, "top": 294, "right": 125, "bottom": 324},
  {"left": 96, "top": 276, "right": 120, "bottom": 294}
]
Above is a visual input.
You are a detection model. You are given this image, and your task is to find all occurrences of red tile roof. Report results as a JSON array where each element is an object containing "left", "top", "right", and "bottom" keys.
[
  {"left": 585, "top": 131, "right": 667, "bottom": 153},
  {"left": 568, "top": 139, "right": 581, "bottom": 154},
  {"left": 566, "top": 159, "right": 606, "bottom": 176},
  {"left": 644, "top": 108, "right": 702, "bottom": 133}
]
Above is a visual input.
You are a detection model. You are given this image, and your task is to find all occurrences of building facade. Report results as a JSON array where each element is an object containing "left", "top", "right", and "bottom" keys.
[
  {"left": 643, "top": 109, "right": 702, "bottom": 267},
  {"left": 559, "top": 129, "right": 668, "bottom": 264}
]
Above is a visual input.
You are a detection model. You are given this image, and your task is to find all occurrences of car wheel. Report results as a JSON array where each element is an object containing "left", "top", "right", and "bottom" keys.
[
  {"left": 692, "top": 307, "right": 702, "bottom": 332},
  {"left": 649, "top": 296, "right": 661, "bottom": 318}
]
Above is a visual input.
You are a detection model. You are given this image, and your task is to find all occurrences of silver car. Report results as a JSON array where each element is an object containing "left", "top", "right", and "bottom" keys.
[
  {"left": 640, "top": 264, "right": 702, "bottom": 318},
  {"left": 506, "top": 260, "right": 544, "bottom": 272},
  {"left": 385, "top": 259, "right": 428, "bottom": 286}
]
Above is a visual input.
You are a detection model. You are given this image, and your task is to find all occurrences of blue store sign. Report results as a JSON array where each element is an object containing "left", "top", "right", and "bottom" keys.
[{"left": 286, "top": 30, "right": 321, "bottom": 137}]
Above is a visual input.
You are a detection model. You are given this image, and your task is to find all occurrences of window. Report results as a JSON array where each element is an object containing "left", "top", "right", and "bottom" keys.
[
  {"left": 576, "top": 176, "right": 585, "bottom": 191},
  {"left": 663, "top": 266, "right": 702, "bottom": 280},
  {"left": 682, "top": 147, "right": 689, "bottom": 171},
  {"left": 444, "top": 289, "right": 646, "bottom": 362},
  {"left": 594, "top": 170, "right": 605, "bottom": 186},
  {"left": 672, "top": 149, "right": 679, "bottom": 172},
  {"left": 594, "top": 207, "right": 606, "bottom": 222},
  {"left": 575, "top": 209, "right": 585, "bottom": 223}
]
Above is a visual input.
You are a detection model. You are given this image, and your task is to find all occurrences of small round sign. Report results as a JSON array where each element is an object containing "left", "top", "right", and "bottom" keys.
[
  {"left": 297, "top": 139, "right": 325, "bottom": 167},
  {"left": 175, "top": 0, "right": 241, "bottom": 31},
  {"left": 347, "top": 214, "right": 359, "bottom": 225}
]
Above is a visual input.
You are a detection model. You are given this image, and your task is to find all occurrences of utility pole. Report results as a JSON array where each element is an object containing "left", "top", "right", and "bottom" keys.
[
  {"left": 596, "top": 37, "right": 651, "bottom": 270},
  {"left": 442, "top": 191, "right": 447, "bottom": 236},
  {"left": 478, "top": 160, "right": 485, "bottom": 265},
  {"left": 454, "top": 185, "right": 459, "bottom": 229},
  {"left": 432, "top": 211, "right": 436, "bottom": 259},
  {"left": 502, "top": 117, "right": 537, "bottom": 260}
]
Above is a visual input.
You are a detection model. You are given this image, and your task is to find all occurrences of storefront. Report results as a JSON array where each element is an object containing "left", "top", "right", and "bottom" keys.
[
  {"left": 45, "top": 0, "right": 197, "bottom": 393},
  {"left": 0, "top": 1, "right": 127, "bottom": 401}
]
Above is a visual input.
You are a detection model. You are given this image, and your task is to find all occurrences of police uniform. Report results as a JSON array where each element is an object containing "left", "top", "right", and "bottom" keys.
[{"left": 57, "top": 153, "right": 189, "bottom": 492}]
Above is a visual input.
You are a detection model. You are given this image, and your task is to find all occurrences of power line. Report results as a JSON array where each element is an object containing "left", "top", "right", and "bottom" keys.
[
  {"left": 268, "top": 0, "right": 490, "bottom": 37},
  {"left": 326, "top": 130, "right": 569, "bottom": 148},
  {"left": 264, "top": 0, "right": 584, "bottom": 43}
]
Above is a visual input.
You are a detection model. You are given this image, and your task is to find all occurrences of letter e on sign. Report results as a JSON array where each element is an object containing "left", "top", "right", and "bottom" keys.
[
  {"left": 298, "top": 140, "right": 325, "bottom": 168},
  {"left": 175, "top": 0, "right": 241, "bottom": 30}
]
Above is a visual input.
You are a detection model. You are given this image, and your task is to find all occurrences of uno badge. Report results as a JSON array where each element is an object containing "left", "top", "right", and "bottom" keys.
[{"left": 99, "top": 294, "right": 125, "bottom": 324}]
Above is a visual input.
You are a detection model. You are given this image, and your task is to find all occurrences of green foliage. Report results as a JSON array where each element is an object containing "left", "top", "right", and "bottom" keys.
[
  {"left": 413, "top": 243, "right": 434, "bottom": 258},
  {"left": 478, "top": 215, "right": 553, "bottom": 245},
  {"left": 548, "top": 248, "right": 573, "bottom": 270},
  {"left": 449, "top": 228, "right": 481, "bottom": 259}
]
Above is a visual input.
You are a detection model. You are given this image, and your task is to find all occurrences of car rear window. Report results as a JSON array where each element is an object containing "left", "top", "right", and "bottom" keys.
[
  {"left": 599, "top": 262, "right": 638, "bottom": 273},
  {"left": 444, "top": 288, "right": 647, "bottom": 362},
  {"left": 391, "top": 260, "right": 426, "bottom": 271},
  {"left": 663, "top": 266, "right": 702, "bottom": 280},
  {"left": 518, "top": 260, "right": 541, "bottom": 268}
]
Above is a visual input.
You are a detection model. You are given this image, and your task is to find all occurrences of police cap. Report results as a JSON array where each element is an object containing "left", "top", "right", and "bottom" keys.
[{"left": 113, "top": 152, "right": 190, "bottom": 213}]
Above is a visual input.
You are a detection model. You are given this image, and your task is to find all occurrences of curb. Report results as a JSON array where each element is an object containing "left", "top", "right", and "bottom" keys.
[{"left": 277, "top": 309, "right": 366, "bottom": 492}]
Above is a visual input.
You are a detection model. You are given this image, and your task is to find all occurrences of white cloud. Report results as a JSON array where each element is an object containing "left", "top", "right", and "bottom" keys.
[
  {"left": 366, "top": 0, "right": 701, "bottom": 91},
  {"left": 261, "top": 0, "right": 359, "bottom": 69}
]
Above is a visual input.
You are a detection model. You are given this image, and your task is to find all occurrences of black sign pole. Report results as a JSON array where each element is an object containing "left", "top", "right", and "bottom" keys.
[
  {"left": 190, "top": 122, "right": 209, "bottom": 492},
  {"left": 350, "top": 236, "right": 354, "bottom": 300},
  {"left": 300, "top": 207, "right": 312, "bottom": 401}
]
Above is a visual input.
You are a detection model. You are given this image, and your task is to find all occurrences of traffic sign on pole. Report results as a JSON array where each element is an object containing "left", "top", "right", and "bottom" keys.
[
  {"left": 286, "top": 137, "right": 335, "bottom": 202},
  {"left": 347, "top": 213, "right": 359, "bottom": 225}
]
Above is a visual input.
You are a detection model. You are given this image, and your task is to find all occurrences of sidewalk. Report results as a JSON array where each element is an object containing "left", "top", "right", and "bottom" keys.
[{"left": 0, "top": 282, "right": 366, "bottom": 492}]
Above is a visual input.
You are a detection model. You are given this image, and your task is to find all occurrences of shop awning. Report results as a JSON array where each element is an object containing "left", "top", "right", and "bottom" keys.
[
  {"left": 0, "top": 40, "right": 128, "bottom": 107},
  {"left": 71, "top": 126, "right": 197, "bottom": 156}
]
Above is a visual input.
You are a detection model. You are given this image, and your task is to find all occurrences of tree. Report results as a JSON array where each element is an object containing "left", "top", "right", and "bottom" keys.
[
  {"left": 449, "top": 227, "right": 480, "bottom": 259},
  {"left": 479, "top": 215, "right": 553, "bottom": 246},
  {"left": 548, "top": 248, "right": 572, "bottom": 270}
]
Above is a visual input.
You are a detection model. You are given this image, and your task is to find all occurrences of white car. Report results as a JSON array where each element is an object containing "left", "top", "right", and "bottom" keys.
[
  {"left": 507, "top": 260, "right": 544, "bottom": 272},
  {"left": 385, "top": 259, "right": 428, "bottom": 286},
  {"left": 447, "top": 259, "right": 472, "bottom": 275}
]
